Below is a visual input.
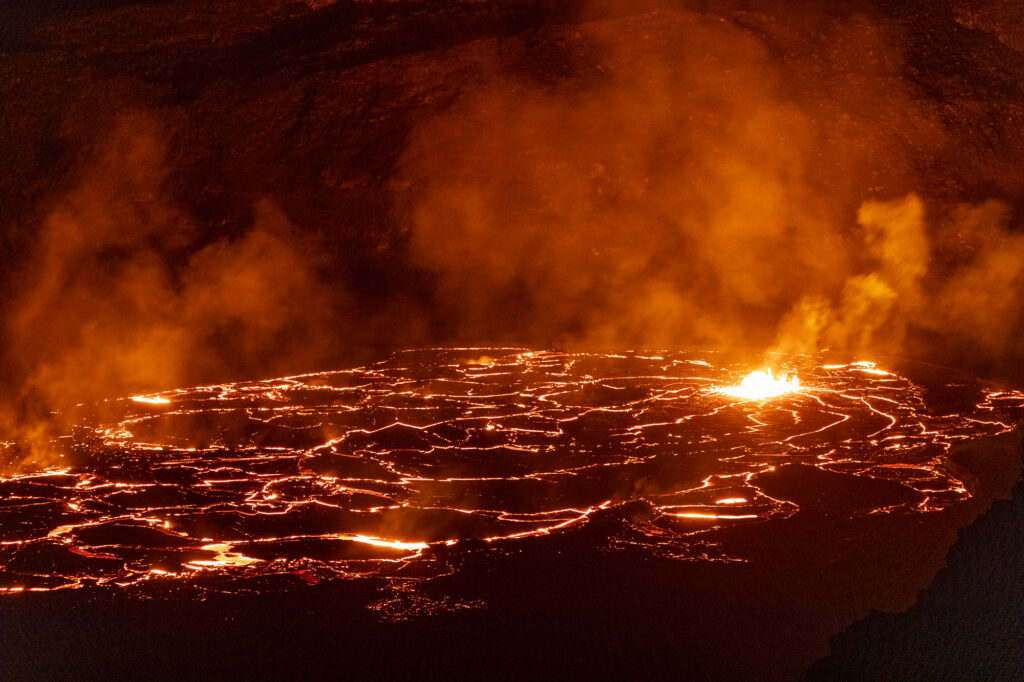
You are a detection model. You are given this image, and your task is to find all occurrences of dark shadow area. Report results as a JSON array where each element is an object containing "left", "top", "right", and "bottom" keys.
[{"left": 808, "top": 437, "right": 1024, "bottom": 681}]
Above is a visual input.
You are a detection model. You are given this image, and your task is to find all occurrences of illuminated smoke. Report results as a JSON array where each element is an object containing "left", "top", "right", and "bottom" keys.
[
  {"left": 774, "top": 193, "right": 1024, "bottom": 367},
  {"left": 395, "top": 4, "right": 1022, "bottom": 376},
  {"left": 4, "top": 2, "right": 1024, "bottom": 465},
  {"left": 396, "top": 8, "right": 932, "bottom": 352},
  {"left": 2, "top": 112, "right": 342, "bottom": 466}
]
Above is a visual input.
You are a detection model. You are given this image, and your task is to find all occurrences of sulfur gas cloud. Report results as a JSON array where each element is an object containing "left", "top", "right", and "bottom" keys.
[
  {"left": 395, "top": 4, "right": 1024, "bottom": 372},
  {"left": 2, "top": 111, "right": 346, "bottom": 463},
  {"left": 3, "top": 1, "right": 1024, "bottom": 463}
]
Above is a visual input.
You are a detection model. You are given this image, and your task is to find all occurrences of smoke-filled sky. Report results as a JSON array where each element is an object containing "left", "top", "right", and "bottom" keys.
[{"left": 2, "top": 0, "right": 1024, "bottom": 445}]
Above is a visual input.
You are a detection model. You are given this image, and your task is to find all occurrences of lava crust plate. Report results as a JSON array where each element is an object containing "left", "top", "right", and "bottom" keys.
[{"left": 1, "top": 348, "right": 1021, "bottom": 612}]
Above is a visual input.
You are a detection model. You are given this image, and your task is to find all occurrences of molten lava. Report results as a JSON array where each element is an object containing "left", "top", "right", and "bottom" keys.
[
  {"left": 0, "top": 348, "right": 1021, "bottom": 617},
  {"left": 719, "top": 369, "right": 800, "bottom": 400},
  {"left": 130, "top": 395, "right": 170, "bottom": 405}
]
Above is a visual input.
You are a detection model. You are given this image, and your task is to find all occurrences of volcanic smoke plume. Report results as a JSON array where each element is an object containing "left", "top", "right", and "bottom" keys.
[
  {"left": 3, "top": 0, "right": 1024, "bottom": 449},
  {"left": 1, "top": 111, "right": 346, "bottom": 465},
  {"left": 395, "top": 4, "right": 1024, "bottom": 367}
]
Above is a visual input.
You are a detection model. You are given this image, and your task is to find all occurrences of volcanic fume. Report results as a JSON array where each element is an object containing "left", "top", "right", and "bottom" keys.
[{"left": 1, "top": 1, "right": 1024, "bottom": 680}]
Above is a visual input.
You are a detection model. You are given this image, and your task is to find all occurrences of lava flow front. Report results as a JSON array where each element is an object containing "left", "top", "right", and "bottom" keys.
[{"left": 0, "top": 349, "right": 1021, "bottom": 608}]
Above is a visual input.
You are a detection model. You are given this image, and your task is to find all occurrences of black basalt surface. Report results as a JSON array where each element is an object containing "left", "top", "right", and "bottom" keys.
[{"left": 807, "top": 437, "right": 1024, "bottom": 681}]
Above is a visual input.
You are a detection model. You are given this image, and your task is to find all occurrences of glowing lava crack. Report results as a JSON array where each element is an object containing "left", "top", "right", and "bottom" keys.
[{"left": 0, "top": 349, "right": 1021, "bottom": 599}]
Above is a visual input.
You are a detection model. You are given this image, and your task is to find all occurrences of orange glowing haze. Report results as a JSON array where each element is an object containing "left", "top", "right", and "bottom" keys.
[{"left": 2, "top": 0, "right": 1024, "bottom": 468}]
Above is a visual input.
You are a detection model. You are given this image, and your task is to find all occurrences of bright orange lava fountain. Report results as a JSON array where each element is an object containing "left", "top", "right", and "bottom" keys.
[{"left": 719, "top": 370, "right": 800, "bottom": 400}]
